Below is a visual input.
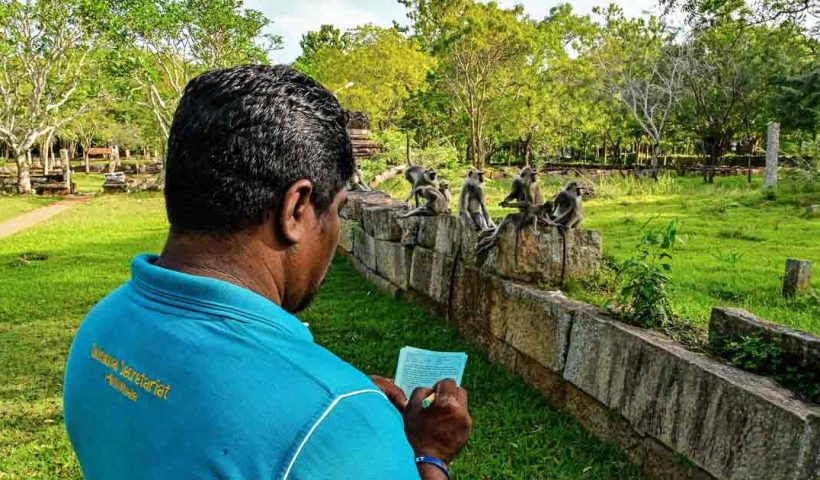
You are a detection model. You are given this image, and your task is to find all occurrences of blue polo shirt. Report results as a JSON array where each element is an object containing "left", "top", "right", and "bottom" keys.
[{"left": 63, "top": 254, "right": 419, "bottom": 479}]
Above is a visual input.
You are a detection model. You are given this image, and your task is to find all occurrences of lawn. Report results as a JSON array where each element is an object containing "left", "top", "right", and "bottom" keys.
[
  {"left": 380, "top": 171, "right": 820, "bottom": 336},
  {"left": 0, "top": 196, "right": 57, "bottom": 223},
  {"left": 0, "top": 193, "right": 640, "bottom": 479}
]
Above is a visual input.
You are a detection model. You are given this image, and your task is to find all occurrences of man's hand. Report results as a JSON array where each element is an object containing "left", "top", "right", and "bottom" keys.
[
  {"left": 404, "top": 379, "right": 472, "bottom": 464},
  {"left": 369, "top": 375, "right": 408, "bottom": 413}
]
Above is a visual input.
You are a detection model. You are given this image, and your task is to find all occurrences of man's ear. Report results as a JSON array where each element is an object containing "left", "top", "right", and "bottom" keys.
[{"left": 278, "top": 179, "right": 315, "bottom": 244}]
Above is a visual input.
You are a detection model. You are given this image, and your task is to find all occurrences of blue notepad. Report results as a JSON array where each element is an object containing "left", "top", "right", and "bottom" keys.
[{"left": 394, "top": 346, "right": 468, "bottom": 398}]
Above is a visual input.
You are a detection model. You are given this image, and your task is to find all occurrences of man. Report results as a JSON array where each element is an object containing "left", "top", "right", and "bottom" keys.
[{"left": 63, "top": 65, "right": 471, "bottom": 479}]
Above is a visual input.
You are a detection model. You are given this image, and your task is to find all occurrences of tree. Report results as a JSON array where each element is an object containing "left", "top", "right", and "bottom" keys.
[
  {"left": 432, "top": 2, "right": 532, "bottom": 168},
  {"left": 0, "top": 0, "right": 95, "bottom": 193},
  {"left": 596, "top": 7, "right": 684, "bottom": 178},
  {"left": 105, "top": 0, "right": 279, "bottom": 179},
  {"left": 296, "top": 25, "right": 434, "bottom": 130}
]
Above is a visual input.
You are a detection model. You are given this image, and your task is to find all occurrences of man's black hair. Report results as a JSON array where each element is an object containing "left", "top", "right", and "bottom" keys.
[{"left": 164, "top": 64, "right": 354, "bottom": 233}]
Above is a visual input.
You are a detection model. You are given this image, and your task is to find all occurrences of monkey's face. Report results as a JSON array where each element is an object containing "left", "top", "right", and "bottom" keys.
[
  {"left": 427, "top": 170, "right": 438, "bottom": 182},
  {"left": 439, "top": 181, "right": 449, "bottom": 191},
  {"left": 477, "top": 171, "right": 485, "bottom": 184}
]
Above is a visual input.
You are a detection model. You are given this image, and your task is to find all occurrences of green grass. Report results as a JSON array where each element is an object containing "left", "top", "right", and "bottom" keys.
[
  {"left": 381, "top": 171, "right": 820, "bottom": 336},
  {"left": 0, "top": 196, "right": 58, "bottom": 223},
  {"left": 70, "top": 173, "right": 105, "bottom": 194},
  {"left": 0, "top": 194, "right": 640, "bottom": 479}
]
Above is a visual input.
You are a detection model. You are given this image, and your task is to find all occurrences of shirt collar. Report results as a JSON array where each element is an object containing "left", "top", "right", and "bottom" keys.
[{"left": 129, "top": 254, "right": 313, "bottom": 342}]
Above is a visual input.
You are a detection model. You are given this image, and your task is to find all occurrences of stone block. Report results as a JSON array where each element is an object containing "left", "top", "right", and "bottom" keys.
[
  {"left": 449, "top": 263, "right": 497, "bottom": 333},
  {"left": 515, "top": 351, "right": 567, "bottom": 407},
  {"left": 405, "top": 215, "right": 462, "bottom": 256},
  {"left": 352, "top": 227, "right": 376, "bottom": 271},
  {"left": 783, "top": 258, "right": 812, "bottom": 297},
  {"left": 361, "top": 204, "right": 406, "bottom": 241},
  {"left": 564, "top": 309, "right": 820, "bottom": 480},
  {"left": 337, "top": 219, "right": 357, "bottom": 253},
  {"left": 416, "top": 216, "right": 439, "bottom": 248},
  {"left": 484, "top": 224, "right": 602, "bottom": 286},
  {"left": 494, "top": 282, "right": 576, "bottom": 372},
  {"left": 458, "top": 220, "right": 483, "bottom": 267},
  {"left": 343, "top": 252, "right": 400, "bottom": 298},
  {"left": 342, "top": 190, "right": 395, "bottom": 220},
  {"left": 710, "top": 307, "right": 820, "bottom": 373},
  {"left": 398, "top": 216, "right": 421, "bottom": 246},
  {"left": 409, "top": 247, "right": 455, "bottom": 306},
  {"left": 432, "top": 215, "right": 462, "bottom": 257},
  {"left": 374, "top": 240, "right": 411, "bottom": 290}
]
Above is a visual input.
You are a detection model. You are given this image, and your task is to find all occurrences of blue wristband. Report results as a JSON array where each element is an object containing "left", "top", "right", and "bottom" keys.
[{"left": 415, "top": 456, "right": 450, "bottom": 480}]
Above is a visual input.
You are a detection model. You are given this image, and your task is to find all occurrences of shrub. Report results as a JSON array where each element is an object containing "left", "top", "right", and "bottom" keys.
[{"left": 612, "top": 219, "right": 680, "bottom": 329}]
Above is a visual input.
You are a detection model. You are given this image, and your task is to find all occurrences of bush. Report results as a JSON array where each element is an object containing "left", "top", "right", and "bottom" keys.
[{"left": 612, "top": 220, "right": 680, "bottom": 329}]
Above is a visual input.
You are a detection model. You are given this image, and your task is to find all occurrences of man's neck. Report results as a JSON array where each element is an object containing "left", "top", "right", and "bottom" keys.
[{"left": 156, "top": 231, "right": 286, "bottom": 307}]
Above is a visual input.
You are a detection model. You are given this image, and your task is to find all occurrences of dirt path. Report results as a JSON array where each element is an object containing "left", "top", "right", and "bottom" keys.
[{"left": 0, "top": 196, "right": 93, "bottom": 240}]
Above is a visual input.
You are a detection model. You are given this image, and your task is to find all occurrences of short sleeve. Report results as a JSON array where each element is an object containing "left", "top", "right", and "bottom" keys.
[{"left": 283, "top": 390, "right": 420, "bottom": 480}]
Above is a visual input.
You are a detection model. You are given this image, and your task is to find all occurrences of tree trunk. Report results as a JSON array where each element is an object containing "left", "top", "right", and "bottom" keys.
[
  {"left": 41, "top": 138, "right": 50, "bottom": 175},
  {"left": 650, "top": 140, "right": 659, "bottom": 180},
  {"left": 15, "top": 154, "right": 31, "bottom": 194},
  {"left": 84, "top": 147, "right": 90, "bottom": 174}
]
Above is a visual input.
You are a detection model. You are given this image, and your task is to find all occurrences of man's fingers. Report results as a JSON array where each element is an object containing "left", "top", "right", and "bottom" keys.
[
  {"left": 456, "top": 386, "right": 468, "bottom": 409},
  {"left": 434, "top": 379, "right": 458, "bottom": 408},
  {"left": 409, "top": 386, "right": 434, "bottom": 406}
]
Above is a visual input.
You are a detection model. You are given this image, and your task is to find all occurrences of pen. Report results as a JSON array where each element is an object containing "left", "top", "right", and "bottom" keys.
[{"left": 422, "top": 392, "right": 436, "bottom": 409}]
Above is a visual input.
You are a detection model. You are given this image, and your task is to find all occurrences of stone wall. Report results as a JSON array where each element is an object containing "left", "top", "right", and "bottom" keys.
[
  {"left": 338, "top": 190, "right": 820, "bottom": 480},
  {"left": 710, "top": 307, "right": 820, "bottom": 373}
]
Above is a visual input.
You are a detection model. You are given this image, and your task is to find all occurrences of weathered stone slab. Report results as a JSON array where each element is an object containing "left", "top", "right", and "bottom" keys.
[
  {"left": 361, "top": 204, "right": 406, "bottom": 241},
  {"left": 458, "top": 220, "right": 485, "bottom": 267},
  {"left": 783, "top": 258, "right": 812, "bottom": 297},
  {"left": 407, "top": 215, "right": 462, "bottom": 256},
  {"left": 564, "top": 309, "right": 820, "bottom": 480},
  {"left": 342, "top": 252, "right": 400, "bottom": 298},
  {"left": 432, "top": 215, "right": 462, "bottom": 257},
  {"left": 484, "top": 225, "right": 602, "bottom": 286},
  {"left": 398, "top": 216, "right": 421, "bottom": 247},
  {"left": 351, "top": 227, "right": 376, "bottom": 271},
  {"left": 710, "top": 307, "right": 820, "bottom": 371},
  {"left": 338, "top": 219, "right": 357, "bottom": 253},
  {"left": 341, "top": 190, "right": 394, "bottom": 220},
  {"left": 409, "top": 247, "right": 455, "bottom": 305},
  {"left": 449, "top": 264, "right": 498, "bottom": 333},
  {"left": 374, "top": 240, "right": 411, "bottom": 290},
  {"left": 494, "top": 282, "right": 576, "bottom": 372}
]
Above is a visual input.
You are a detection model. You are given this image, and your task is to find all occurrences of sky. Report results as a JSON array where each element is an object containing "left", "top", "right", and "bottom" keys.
[{"left": 244, "top": 0, "right": 663, "bottom": 65}]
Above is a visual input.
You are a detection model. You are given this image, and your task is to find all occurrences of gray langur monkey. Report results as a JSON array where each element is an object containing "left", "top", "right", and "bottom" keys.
[
  {"left": 475, "top": 199, "right": 556, "bottom": 260},
  {"left": 404, "top": 165, "right": 438, "bottom": 207},
  {"left": 551, "top": 181, "right": 584, "bottom": 285},
  {"left": 552, "top": 181, "right": 584, "bottom": 229},
  {"left": 458, "top": 169, "right": 495, "bottom": 231},
  {"left": 346, "top": 166, "right": 371, "bottom": 192},
  {"left": 401, "top": 181, "right": 450, "bottom": 218},
  {"left": 500, "top": 166, "right": 542, "bottom": 209}
]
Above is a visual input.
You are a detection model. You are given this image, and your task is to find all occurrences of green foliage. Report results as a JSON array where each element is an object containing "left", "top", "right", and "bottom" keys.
[
  {"left": 295, "top": 24, "right": 434, "bottom": 130},
  {"left": 717, "top": 334, "right": 820, "bottom": 403},
  {"left": 613, "top": 220, "right": 680, "bottom": 329},
  {"left": 720, "top": 334, "right": 782, "bottom": 371}
]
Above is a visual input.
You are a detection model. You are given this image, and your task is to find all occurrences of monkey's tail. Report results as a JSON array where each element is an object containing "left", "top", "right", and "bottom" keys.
[
  {"left": 559, "top": 227, "right": 568, "bottom": 287},
  {"left": 446, "top": 234, "right": 463, "bottom": 322},
  {"left": 514, "top": 226, "right": 521, "bottom": 267}
]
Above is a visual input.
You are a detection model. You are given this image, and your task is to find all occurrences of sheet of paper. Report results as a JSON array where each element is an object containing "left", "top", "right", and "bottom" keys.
[{"left": 394, "top": 346, "right": 468, "bottom": 398}]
